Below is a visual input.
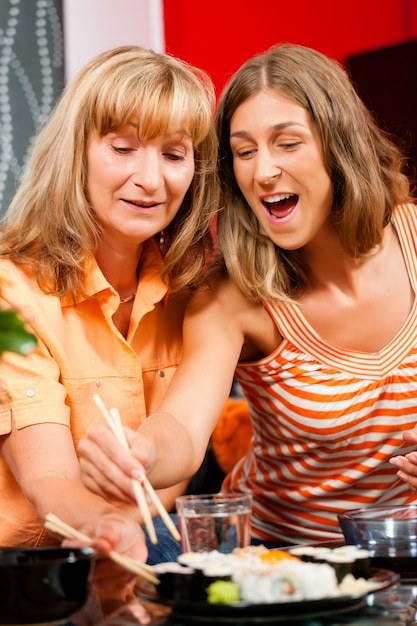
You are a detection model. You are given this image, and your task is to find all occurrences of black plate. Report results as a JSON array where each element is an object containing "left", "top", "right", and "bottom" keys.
[
  {"left": 284, "top": 540, "right": 417, "bottom": 581},
  {"left": 136, "top": 568, "right": 399, "bottom": 623}
]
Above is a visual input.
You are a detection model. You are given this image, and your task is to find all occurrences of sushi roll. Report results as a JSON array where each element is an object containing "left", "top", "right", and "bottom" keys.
[
  {"left": 259, "top": 548, "right": 301, "bottom": 565},
  {"left": 202, "top": 564, "right": 233, "bottom": 586},
  {"left": 333, "top": 546, "right": 371, "bottom": 579},
  {"left": 288, "top": 545, "right": 318, "bottom": 562},
  {"left": 177, "top": 551, "right": 210, "bottom": 569},
  {"left": 161, "top": 545, "right": 376, "bottom": 606},
  {"left": 323, "top": 552, "right": 356, "bottom": 583},
  {"left": 231, "top": 567, "right": 295, "bottom": 603},
  {"left": 311, "top": 547, "right": 332, "bottom": 563},
  {"left": 232, "top": 559, "right": 339, "bottom": 603},
  {"left": 153, "top": 562, "right": 197, "bottom": 602}
]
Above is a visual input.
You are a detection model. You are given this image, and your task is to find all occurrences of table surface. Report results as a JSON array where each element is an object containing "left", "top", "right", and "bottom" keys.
[
  {"left": 68, "top": 582, "right": 417, "bottom": 626},
  {"left": 166, "top": 586, "right": 417, "bottom": 626}
]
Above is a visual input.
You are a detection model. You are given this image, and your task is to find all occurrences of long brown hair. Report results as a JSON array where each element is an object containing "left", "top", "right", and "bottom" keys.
[{"left": 215, "top": 43, "right": 413, "bottom": 302}]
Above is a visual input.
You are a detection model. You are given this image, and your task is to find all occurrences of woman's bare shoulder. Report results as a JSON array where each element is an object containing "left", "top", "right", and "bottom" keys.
[{"left": 190, "top": 270, "right": 258, "bottom": 316}]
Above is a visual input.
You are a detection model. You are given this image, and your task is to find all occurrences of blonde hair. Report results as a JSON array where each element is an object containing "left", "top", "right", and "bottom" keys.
[
  {"left": 0, "top": 46, "right": 219, "bottom": 296},
  {"left": 215, "top": 43, "right": 413, "bottom": 302}
]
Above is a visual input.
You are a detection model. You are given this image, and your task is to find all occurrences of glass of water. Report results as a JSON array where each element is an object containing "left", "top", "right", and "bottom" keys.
[{"left": 175, "top": 492, "right": 252, "bottom": 553}]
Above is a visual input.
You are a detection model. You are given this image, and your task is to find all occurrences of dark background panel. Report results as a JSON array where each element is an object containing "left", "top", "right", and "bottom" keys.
[
  {"left": 347, "top": 40, "right": 417, "bottom": 192},
  {"left": 0, "top": 0, "right": 64, "bottom": 216}
]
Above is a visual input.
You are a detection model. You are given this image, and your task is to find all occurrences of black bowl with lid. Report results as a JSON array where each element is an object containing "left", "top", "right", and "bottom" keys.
[{"left": 0, "top": 546, "right": 96, "bottom": 624}]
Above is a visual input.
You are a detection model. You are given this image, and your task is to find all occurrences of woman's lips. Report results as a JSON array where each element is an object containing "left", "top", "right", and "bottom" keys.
[
  {"left": 124, "top": 199, "right": 159, "bottom": 208},
  {"left": 262, "top": 193, "right": 299, "bottom": 218}
]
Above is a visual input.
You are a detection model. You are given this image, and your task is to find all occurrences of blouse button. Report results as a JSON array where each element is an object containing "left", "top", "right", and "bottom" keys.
[
  {"left": 26, "top": 389, "right": 35, "bottom": 397},
  {"left": 95, "top": 380, "right": 102, "bottom": 387},
  {"left": 157, "top": 370, "right": 165, "bottom": 378}
]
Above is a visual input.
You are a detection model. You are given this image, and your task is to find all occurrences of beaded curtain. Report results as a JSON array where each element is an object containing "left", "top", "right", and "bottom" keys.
[{"left": 0, "top": 0, "right": 64, "bottom": 216}]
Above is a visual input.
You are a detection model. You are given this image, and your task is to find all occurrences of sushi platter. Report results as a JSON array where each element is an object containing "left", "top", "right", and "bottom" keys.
[{"left": 136, "top": 545, "right": 399, "bottom": 621}]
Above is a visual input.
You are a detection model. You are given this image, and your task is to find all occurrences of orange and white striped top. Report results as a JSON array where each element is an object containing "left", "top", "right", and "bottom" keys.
[{"left": 223, "top": 204, "right": 417, "bottom": 544}]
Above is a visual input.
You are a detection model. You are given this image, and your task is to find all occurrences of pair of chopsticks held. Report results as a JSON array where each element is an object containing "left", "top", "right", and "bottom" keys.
[
  {"left": 92, "top": 394, "right": 181, "bottom": 546},
  {"left": 45, "top": 396, "right": 181, "bottom": 586},
  {"left": 44, "top": 513, "right": 159, "bottom": 585}
]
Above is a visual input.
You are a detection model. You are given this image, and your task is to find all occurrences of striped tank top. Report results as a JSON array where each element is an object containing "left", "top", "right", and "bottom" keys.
[{"left": 223, "top": 204, "right": 417, "bottom": 544}]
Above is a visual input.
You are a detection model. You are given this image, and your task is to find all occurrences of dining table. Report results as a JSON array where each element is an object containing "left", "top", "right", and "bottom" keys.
[
  {"left": 59, "top": 535, "right": 417, "bottom": 626},
  {"left": 65, "top": 580, "right": 417, "bottom": 626}
]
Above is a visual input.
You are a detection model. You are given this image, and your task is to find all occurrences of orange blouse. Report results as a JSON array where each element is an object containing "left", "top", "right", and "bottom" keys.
[{"left": 0, "top": 238, "right": 188, "bottom": 546}]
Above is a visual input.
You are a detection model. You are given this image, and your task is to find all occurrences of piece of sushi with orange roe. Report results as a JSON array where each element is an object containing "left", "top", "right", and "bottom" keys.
[{"left": 259, "top": 549, "right": 301, "bottom": 564}]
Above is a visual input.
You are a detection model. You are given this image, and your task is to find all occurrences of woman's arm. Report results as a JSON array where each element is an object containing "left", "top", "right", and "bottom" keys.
[
  {"left": 79, "top": 278, "right": 248, "bottom": 503},
  {"left": 0, "top": 419, "right": 148, "bottom": 598}
]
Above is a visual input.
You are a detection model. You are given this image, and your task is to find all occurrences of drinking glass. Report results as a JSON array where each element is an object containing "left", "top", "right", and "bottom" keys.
[{"left": 175, "top": 493, "right": 252, "bottom": 553}]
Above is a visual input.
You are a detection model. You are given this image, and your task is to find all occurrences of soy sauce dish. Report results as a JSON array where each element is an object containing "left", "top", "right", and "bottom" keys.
[
  {"left": 338, "top": 504, "right": 417, "bottom": 578},
  {"left": 0, "top": 546, "right": 96, "bottom": 624}
]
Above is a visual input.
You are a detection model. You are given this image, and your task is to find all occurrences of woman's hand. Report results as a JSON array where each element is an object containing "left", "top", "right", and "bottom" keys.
[
  {"left": 78, "top": 423, "right": 153, "bottom": 506},
  {"left": 390, "top": 428, "right": 417, "bottom": 491},
  {"left": 102, "top": 596, "right": 171, "bottom": 626},
  {"left": 64, "top": 511, "right": 148, "bottom": 603}
]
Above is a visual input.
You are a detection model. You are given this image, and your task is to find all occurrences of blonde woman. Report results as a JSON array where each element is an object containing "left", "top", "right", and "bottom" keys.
[{"left": 0, "top": 45, "right": 218, "bottom": 594}]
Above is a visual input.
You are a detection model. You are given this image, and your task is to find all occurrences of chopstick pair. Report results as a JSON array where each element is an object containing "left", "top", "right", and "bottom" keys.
[
  {"left": 44, "top": 513, "right": 159, "bottom": 585},
  {"left": 92, "top": 394, "right": 181, "bottom": 545}
]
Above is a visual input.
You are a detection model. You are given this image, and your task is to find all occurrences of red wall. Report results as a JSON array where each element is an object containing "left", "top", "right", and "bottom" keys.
[{"left": 163, "top": 0, "right": 417, "bottom": 98}]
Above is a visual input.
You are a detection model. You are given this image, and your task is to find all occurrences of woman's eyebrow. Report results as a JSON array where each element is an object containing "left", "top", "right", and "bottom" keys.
[{"left": 230, "top": 121, "right": 307, "bottom": 139}]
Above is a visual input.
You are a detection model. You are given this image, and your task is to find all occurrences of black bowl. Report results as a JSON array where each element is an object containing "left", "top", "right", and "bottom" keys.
[
  {"left": 0, "top": 546, "right": 96, "bottom": 624},
  {"left": 338, "top": 505, "right": 417, "bottom": 578}
]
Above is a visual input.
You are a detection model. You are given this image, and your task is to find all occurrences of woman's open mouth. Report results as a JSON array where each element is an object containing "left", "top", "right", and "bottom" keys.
[{"left": 262, "top": 193, "right": 298, "bottom": 218}]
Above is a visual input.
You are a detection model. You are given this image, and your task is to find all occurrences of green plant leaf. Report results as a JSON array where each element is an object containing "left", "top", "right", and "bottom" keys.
[{"left": 0, "top": 309, "right": 37, "bottom": 356}]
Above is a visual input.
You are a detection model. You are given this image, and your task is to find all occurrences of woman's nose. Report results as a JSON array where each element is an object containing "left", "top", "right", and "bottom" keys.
[
  {"left": 254, "top": 148, "right": 282, "bottom": 184},
  {"left": 131, "top": 149, "right": 162, "bottom": 191}
]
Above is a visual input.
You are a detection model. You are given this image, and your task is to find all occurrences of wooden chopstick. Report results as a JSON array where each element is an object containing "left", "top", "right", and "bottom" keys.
[
  {"left": 93, "top": 395, "right": 181, "bottom": 544},
  {"left": 44, "top": 513, "right": 159, "bottom": 585},
  {"left": 109, "top": 407, "right": 181, "bottom": 543},
  {"left": 93, "top": 395, "right": 157, "bottom": 544},
  {"left": 140, "top": 474, "right": 181, "bottom": 541}
]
